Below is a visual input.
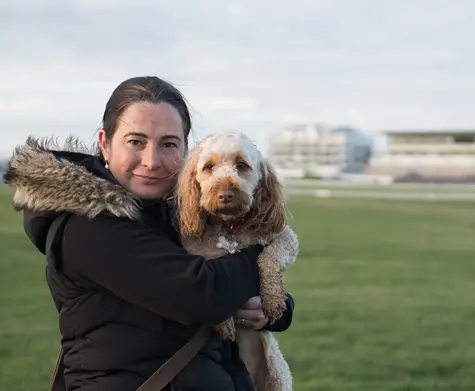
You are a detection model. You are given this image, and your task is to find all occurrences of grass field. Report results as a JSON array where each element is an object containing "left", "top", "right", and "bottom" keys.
[{"left": 1, "top": 184, "right": 474, "bottom": 390}]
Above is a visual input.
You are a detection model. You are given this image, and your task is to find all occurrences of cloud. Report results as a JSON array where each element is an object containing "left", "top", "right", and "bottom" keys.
[{"left": 0, "top": 0, "right": 474, "bottom": 157}]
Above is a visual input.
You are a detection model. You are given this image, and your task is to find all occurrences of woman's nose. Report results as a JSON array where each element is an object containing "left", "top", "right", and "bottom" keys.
[{"left": 141, "top": 147, "right": 162, "bottom": 169}]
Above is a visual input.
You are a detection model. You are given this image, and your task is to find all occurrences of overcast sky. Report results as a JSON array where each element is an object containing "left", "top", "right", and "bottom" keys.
[{"left": 1, "top": 0, "right": 474, "bottom": 157}]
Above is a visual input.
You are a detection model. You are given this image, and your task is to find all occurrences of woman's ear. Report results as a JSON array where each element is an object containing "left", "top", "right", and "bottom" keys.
[{"left": 98, "top": 129, "right": 109, "bottom": 161}]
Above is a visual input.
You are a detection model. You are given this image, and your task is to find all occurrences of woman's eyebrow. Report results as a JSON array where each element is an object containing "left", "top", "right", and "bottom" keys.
[
  {"left": 123, "top": 131, "right": 148, "bottom": 139},
  {"left": 161, "top": 135, "right": 182, "bottom": 142}
]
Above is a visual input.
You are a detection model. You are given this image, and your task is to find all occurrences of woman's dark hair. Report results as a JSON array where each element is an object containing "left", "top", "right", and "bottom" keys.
[{"left": 100, "top": 76, "right": 192, "bottom": 151}]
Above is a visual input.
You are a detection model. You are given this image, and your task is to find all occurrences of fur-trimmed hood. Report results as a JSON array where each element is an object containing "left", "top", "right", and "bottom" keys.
[
  {"left": 3, "top": 137, "right": 148, "bottom": 254},
  {"left": 3, "top": 136, "right": 142, "bottom": 221}
]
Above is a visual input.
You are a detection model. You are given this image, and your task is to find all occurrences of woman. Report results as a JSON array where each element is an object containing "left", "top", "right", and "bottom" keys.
[{"left": 4, "top": 76, "right": 294, "bottom": 391}]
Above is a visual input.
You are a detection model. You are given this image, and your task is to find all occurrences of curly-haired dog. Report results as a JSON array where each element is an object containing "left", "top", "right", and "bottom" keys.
[{"left": 175, "top": 131, "right": 298, "bottom": 391}]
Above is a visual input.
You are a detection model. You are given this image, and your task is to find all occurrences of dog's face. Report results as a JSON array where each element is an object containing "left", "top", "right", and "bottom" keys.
[
  {"left": 194, "top": 132, "right": 261, "bottom": 220},
  {"left": 176, "top": 131, "right": 286, "bottom": 237}
]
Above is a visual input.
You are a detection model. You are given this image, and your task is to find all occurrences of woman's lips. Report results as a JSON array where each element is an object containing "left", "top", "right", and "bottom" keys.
[{"left": 134, "top": 174, "right": 160, "bottom": 184}]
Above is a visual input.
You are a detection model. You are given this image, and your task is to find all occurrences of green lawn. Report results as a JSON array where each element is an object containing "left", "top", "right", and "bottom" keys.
[{"left": 1, "top": 184, "right": 474, "bottom": 390}]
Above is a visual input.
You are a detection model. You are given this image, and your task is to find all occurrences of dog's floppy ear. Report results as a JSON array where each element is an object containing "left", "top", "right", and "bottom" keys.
[
  {"left": 175, "top": 146, "right": 205, "bottom": 237},
  {"left": 247, "top": 157, "right": 287, "bottom": 235}
]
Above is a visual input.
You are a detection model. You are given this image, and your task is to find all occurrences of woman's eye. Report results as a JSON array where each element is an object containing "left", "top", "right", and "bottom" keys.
[
  {"left": 127, "top": 139, "right": 143, "bottom": 147},
  {"left": 164, "top": 142, "right": 178, "bottom": 148}
]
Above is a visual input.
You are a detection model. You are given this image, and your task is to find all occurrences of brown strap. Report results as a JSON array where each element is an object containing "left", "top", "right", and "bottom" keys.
[
  {"left": 137, "top": 325, "right": 211, "bottom": 391},
  {"left": 49, "top": 325, "right": 210, "bottom": 391},
  {"left": 49, "top": 347, "right": 65, "bottom": 391}
]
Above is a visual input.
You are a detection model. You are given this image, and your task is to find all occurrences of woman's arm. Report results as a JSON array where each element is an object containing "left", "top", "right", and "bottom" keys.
[{"left": 61, "top": 214, "right": 263, "bottom": 326}]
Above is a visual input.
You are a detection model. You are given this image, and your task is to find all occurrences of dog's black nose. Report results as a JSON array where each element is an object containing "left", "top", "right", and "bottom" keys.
[{"left": 218, "top": 190, "right": 234, "bottom": 203}]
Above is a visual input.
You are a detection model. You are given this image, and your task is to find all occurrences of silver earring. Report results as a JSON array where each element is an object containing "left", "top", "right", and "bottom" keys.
[{"left": 105, "top": 161, "right": 109, "bottom": 170}]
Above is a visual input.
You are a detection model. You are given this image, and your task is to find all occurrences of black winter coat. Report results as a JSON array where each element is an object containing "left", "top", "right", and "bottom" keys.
[{"left": 4, "top": 138, "right": 295, "bottom": 391}]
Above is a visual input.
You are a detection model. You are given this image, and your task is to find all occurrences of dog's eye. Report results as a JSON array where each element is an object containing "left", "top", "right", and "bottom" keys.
[
  {"left": 236, "top": 161, "right": 250, "bottom": 170},
  {"left": 203, "top": 163, "right": 214, "bottom": 172}
]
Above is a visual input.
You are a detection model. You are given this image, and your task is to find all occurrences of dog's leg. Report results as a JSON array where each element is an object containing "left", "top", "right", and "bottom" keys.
[
  {"left": 236, "top": 329, "right": 269, "bottom": 388},
  {"left": 237, "top": 331, "right": 293, "bottom": 391},
  {"left": 259, "top": 332, "right": 293, "bottom": 391},
  {"left": 258, "top": 225, "right": 299, "bottom": 324},
  {"left": 258, "top": 253, "right": 287, "bottom": 324}
]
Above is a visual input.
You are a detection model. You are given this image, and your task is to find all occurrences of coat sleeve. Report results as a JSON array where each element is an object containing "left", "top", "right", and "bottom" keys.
[
  {"left": 61, "top": 214, "right": 262, "bottom": 326},
  {"left": 262, "top": 292, "right": 295, "bottom": 332}
]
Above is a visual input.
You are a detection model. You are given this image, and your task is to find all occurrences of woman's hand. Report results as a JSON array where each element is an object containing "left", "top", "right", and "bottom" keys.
[{"left": 234, "top": 296, "right": 268, "bottom": 330}]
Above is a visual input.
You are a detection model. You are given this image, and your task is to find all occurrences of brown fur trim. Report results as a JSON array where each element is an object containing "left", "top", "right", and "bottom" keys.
[{"left": 3, "top": 136, "right": 141, "bottom": 220}]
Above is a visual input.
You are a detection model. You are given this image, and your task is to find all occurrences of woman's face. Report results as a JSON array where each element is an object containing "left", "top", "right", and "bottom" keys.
[{"left": 99, "top": 101, "right": 186, "bottom": 200}]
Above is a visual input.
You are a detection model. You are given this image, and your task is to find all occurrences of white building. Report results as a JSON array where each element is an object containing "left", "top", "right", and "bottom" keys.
[
  {"left": 366, "top": 129, "right": 475, "bottom": 182},
  {"left": 267, "top": 123, "right": 373, "bottom": 178}
]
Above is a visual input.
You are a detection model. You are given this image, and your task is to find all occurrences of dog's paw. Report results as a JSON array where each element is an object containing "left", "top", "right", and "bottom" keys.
[
  {"left": 214, "top": 319, "right": 236, "bottom": 341},
  {"left": 262, "top": 293, "right": 287, "bottom": 324}
]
